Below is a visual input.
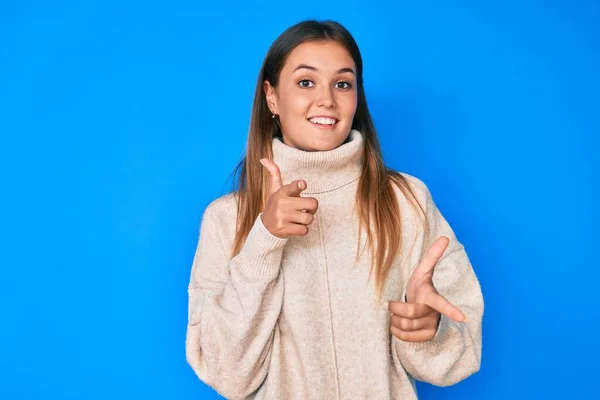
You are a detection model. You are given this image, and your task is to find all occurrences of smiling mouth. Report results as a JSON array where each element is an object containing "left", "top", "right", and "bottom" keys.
[{"left": 308, "top": 117, "right": 338, "bottom": 127}]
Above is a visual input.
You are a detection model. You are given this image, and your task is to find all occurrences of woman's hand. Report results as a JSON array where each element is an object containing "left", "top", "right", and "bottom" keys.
[
  {"left": 388, "top": 236, "right": 466, "bottom": 342},
  {"left": 259, "top": 158, "right": 319, "bottom": 239}
]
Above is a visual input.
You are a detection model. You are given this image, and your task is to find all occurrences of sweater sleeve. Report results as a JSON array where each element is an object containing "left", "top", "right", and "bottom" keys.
[
  {"left": 392, "top": 179, "right": 484, "bottom": 387},
  {"left": 185, "top": 204, "right": 288, "bottom": 399}
]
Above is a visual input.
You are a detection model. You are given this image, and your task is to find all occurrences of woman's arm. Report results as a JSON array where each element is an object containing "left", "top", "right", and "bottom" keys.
[
  {"left": 392, "top": 178, "right": 484, "bottom": 387},
  {"left": 185, "top": 202, "right": 287, "bottom": 399}
]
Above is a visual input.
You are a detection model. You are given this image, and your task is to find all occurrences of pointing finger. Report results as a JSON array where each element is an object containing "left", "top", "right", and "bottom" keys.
[
  {"left": 424, "top": 292, "right": 466, "bottom": 322},
  {"left": 279, "top": 180, "right": 306, "bottom": 198}
]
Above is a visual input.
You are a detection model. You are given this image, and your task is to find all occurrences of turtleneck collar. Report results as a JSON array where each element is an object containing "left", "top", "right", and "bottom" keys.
[{"left": 271, "top": 129, "right": 364, "bottom": 195}]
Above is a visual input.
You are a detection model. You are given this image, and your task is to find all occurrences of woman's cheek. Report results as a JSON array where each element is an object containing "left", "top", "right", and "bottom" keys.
[
  {"left": 295, "top": 89, "right": 314, "bottom": 104},
  {"left": 338, "top": 95, "right": 357, "bottom": 118}
]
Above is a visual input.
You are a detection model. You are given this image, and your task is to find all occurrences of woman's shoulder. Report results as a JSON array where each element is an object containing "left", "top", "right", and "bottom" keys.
[
  {"left": 389, "top": 170, "right": 432, "bottom": 203},
  {"left": 201, "top": 191, "right": 239, "bottom": 227}
]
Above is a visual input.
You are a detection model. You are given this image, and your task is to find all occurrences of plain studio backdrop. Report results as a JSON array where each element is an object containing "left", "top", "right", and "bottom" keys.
[{"left": 1, "top": 1, "right": 598, "bottom": 399}]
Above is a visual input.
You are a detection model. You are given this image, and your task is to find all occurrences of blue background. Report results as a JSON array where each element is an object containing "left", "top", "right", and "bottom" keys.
[{"left": 1, "top": 0, "right": 598, "bottom": 399}]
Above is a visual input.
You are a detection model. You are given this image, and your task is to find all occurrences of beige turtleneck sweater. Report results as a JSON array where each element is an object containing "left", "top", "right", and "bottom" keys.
[{"left": 185, "top": 130, "right": 484, "bottom": 399}]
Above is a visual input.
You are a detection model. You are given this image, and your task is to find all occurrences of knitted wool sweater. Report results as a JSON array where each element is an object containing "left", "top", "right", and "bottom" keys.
[{"left": 185, "top": 130, "right": 484, "bottom": 399}]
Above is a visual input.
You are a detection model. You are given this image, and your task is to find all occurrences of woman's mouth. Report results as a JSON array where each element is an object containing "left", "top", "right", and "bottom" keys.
[{"left": 308, "top": 116, "right": 338, "bottom": 129}]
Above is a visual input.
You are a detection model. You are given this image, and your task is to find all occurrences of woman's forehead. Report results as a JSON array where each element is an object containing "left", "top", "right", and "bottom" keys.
[{"left": 282, "top": 41, "right": 356, "bottom": 75}]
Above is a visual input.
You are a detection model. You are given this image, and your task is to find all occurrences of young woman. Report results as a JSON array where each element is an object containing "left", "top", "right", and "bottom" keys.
[{"left": 186, "top": 20, "right": 484, "bottom": 400}]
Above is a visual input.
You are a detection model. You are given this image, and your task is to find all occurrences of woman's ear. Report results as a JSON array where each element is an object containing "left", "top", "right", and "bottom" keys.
[{"left": 263, "top": 80, "right": 278, "bottom": 115}]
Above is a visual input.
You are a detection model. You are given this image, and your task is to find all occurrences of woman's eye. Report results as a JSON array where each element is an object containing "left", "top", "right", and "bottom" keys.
[
  {"left": 298, "top": 79, "right": 314, "bottom": 88},
  {"left": 335, "top": 81, "right": 352, "bottom": 89}
]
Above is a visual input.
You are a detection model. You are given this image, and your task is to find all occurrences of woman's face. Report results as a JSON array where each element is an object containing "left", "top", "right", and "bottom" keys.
[{"left": 264, "top": 40, "right": 358, "bottom": 152}]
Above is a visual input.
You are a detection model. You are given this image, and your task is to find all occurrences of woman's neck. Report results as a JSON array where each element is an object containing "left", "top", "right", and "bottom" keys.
[{"left": 271, "top": 129, "right": 364, "bottom": 195}]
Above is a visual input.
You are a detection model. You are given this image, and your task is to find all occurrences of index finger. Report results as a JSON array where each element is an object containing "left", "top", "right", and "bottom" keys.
[
  {"left": 424, "top": 292, "right": 467, "bottom": 322},
  {"left": 279, "top": 179, "right": 306, "bottom": 198}
]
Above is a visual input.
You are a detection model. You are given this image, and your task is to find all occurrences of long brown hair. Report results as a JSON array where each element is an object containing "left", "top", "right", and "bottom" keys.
[{"left": 230, "top": 20, "right": 428, "bottom": 299}]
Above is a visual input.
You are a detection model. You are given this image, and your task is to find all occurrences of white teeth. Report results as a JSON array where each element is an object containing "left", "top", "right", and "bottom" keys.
[{"left": 309, "top": 117, "right": 336, "bottom": 125}]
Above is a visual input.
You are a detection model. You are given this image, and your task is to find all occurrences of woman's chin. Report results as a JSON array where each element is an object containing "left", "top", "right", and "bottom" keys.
[{"left": 281, "top": 123, "right": 351, "bottom": 151}]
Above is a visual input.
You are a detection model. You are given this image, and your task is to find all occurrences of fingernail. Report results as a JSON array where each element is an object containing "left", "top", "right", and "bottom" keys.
[
  {"left": 298, "top": 181, "right": 304, "bottom": 189},
  {"left": 259, "top": 159, "right": 265, "bottom": 167},
  {"left": 383, "top": 301, "right": 389, "bottom": 309}
]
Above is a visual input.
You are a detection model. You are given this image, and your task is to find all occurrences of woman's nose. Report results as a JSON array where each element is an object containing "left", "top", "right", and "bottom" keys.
[{"left": 316, "top": 87, "right": 335, "bottom": 108}]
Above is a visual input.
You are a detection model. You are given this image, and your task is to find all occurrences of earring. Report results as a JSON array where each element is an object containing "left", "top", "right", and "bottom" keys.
[{"left": 272, "top": 113, "right": 277, "bottom": 119}]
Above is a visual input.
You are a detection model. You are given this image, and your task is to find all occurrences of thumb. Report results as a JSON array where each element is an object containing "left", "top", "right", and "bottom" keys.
[
  {"left": 406, "top": 236, "right": 449, "bottom": 306},
  {"left": 411, "top": 236, "right": 450, "bottom": 279},
  {"left": 260, "top": 158, "right": 283, "bottom": 196}
]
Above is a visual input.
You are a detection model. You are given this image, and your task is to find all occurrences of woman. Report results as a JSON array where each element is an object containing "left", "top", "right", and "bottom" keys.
[{"left": 186, "top": 20, "right": 484, "bottom": 400}]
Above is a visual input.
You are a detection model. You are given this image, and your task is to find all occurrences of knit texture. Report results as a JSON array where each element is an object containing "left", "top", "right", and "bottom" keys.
[{"left": 186, "top": 130, "right": 484, "bottom": 399}]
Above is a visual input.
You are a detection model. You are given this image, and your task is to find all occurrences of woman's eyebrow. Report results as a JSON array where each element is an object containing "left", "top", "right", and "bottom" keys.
[{"left": 293, "top": 64, "right": 356, "bottom": 75}]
